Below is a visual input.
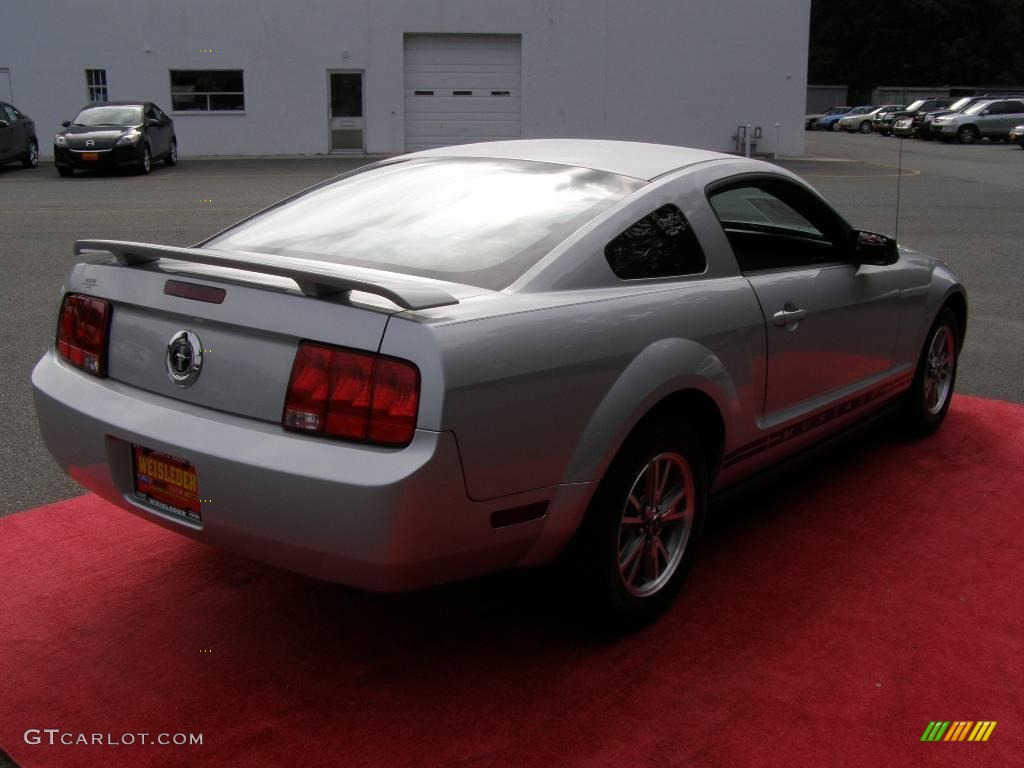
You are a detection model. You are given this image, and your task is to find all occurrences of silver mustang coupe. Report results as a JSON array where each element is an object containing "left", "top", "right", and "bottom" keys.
[{"left": 32, "top": 140, "right": 966, "bottom": 627}]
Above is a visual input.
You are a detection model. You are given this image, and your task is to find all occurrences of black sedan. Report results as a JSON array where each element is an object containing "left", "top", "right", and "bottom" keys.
[
  {"left": 54, "top": 101, "right": 177, "bottom": 177},
  {"left": 0, "top": 101, "right": 38, "bottom": 169}
]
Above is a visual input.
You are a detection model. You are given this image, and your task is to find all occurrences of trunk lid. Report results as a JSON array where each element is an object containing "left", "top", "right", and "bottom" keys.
[{"left": 68, "top": 259, "right": 400, "bottom": 423}]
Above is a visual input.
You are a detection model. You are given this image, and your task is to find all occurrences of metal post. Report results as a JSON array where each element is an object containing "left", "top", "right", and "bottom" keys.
[
  {"left": 744, "top": 124, "right": 752, "bottom": 157},
  {"left": 774, "top": 123, "right": 781, "bottom": 159}
]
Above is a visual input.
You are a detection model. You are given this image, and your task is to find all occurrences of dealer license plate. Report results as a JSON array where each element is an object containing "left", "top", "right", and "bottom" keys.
[
  {"left": 80, "top": 152, "right": 99, "bottom": 161},
  {"left": 132, "top": 445, "right": 202, "bottom": 522}
]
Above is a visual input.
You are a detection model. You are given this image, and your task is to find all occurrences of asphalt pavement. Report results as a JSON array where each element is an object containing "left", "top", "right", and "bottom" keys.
[{"left": 1, "top": 135, "right": 1021, "bottom": 516}]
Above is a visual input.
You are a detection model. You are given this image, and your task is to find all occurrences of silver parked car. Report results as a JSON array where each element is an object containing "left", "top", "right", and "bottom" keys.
[
  {"left": 932, "top": 98, "right": 1024, "bottom": 143},
  {"left": 837, "top": 105, "right": 898, "bottom": 133},
  {"left": 1010, "top": 124, "right": 1024, "bottom": 148},
  {"left": 32, "top": 140, "right": 967, "bottom": 627}
]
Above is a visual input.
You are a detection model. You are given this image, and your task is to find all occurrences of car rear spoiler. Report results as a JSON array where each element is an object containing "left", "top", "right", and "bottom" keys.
[{"left": 74, "top": 239, "right": 460, "bottom": 311}]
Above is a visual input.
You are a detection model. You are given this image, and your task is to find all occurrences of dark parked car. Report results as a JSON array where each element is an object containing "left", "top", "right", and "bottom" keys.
[
  {"left": 0, "top": 101, "right": 38, "bottom": 169},
  {"left": 875, "top": 98, "right": 955, "bottom": 136},
  {"left": 54, "top": 101, "right": 177, "bottom": 177}
]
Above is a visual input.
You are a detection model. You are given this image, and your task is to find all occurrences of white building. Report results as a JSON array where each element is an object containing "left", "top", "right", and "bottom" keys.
[{"left": 1, "top": 0, "right": 811, "bottom": 159}]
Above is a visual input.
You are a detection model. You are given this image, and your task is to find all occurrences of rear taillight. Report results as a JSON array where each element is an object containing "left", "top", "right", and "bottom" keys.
[
  {"left": 56, "top": 294, "right": 112, "bottom": 376},
  {"left": 283, "top": 342, "right": 420, "bottom": 447}
]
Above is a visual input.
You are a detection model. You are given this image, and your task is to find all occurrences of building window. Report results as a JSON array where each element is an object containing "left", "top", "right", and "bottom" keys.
[
  {"left": 604, "top": 204, "right": 707, "bottom": 280},
  {"left": 86, "top": 69, "right": 108, "bottom": 102},
  {"left": 169, "top": 70, "right": 244, "bottom": 112}
]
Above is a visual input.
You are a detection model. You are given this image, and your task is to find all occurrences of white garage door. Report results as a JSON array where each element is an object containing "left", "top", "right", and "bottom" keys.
[{"left": 404, "top": 34, "right": 521, "bottom": 152}]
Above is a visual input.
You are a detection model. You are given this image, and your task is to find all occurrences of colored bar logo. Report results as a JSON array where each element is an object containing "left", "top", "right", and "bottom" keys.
[{"left": 921, "top": 721, "right": 996, "bottom": 742}]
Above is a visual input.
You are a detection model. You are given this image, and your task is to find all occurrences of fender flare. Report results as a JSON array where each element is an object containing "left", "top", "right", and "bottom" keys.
[{"left": 560, "top": 337, "right": 737, "bottom": 488}]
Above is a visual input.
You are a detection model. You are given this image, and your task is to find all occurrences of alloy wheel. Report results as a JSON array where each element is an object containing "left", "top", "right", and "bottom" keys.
[
  {"left": 958, "top": 126, "right": 977, "bottom": 144},
  {"left": 617, "top": 452, "right": 695, "bottom": 598},
  {"left": 923, "top": 325, "right": 955, "bottom": 416}
]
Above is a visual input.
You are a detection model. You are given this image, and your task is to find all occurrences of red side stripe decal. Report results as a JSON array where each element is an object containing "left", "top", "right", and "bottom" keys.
[{"left": 723, "top": 373, "right": 914, "bottom": 468}]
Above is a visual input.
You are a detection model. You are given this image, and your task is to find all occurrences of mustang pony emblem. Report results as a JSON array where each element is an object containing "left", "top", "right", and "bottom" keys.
[{"left": 166, "top": 330, "right": 203, "bottom": 387}]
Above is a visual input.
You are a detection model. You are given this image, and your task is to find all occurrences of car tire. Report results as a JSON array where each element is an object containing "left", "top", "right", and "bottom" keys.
[
  {"left": 880, "top": 129, "right": 891, "bottom": 137},
  {"left": 901, "top": 307, "right": 960, "bottom": 437},
  {"left": 568, "top": 423, "right": 708, "bottom": 632},
  {"left": 859, "top": 121, "right": 872, "bottom": 134},
  {"left": 138, "top": 144, "right": 151, "bottom": 175},
  {"left": 957, "top": 125, "right": 978, "bottom": 145},
  {"left": 57, "top": 166, "right": 74, "bottom": 177},
  {"left": 832, "top": 122, "right": 842, "bottom": 132},
  {"left": 920, "top": 130, "right": 933, "bottom": 141},
  {"left": 165, "top": 138, "right": 177, "bottom": 167},
  {"left": 22, "top": 139, "right": 38, "bottom": 168}
]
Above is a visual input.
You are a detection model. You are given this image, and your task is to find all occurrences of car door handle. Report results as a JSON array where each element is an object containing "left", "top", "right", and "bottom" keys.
[{"left": 772, "top": 307, "right": 808, "bottom": 326}]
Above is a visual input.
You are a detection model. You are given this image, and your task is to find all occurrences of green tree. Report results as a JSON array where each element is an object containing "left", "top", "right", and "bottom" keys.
[{"left": 809, "top": 0, "right": 1024, "bottom": 100}]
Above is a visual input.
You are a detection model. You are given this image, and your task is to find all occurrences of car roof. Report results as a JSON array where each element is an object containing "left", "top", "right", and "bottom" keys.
[{"left": 404, "top": 139, "right": 734, "bottom": 181}]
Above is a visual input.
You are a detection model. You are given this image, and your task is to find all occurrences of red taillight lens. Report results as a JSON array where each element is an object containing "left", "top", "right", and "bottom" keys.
[
  {"left": 283, "top": 342, "right": 420, "bottom": 447},
  {"left": 282, "top": 344, "right": 333, "bottom": 433},
  {"left": 325, "top": 350, "right": 375, "bottom": 439},
  {"left": 56, "top": 294, "right": 112, "bottom": 376},
  {"left": 369, "top": 358, "right": 421, "bottom": 445}
]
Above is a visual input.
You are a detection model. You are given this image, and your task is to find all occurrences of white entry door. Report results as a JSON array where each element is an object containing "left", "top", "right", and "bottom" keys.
[{"left": 404, "top": 34, "right": 521, "bottom": 152}]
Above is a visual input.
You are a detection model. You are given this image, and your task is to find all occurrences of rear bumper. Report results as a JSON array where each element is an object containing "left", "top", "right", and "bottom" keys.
[{"left": 32, "top": 351, "right": 591, "bottom": 590}]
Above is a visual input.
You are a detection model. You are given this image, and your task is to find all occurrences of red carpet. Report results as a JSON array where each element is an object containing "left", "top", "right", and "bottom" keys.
[{"left": 1, "top": 394, "right": 1021, "bottom": 767}]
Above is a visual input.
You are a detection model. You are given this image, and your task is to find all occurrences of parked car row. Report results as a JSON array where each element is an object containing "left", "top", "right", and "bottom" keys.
[
  {"left": 897, "top": 96, "right": 1024, "bottom": 145},
  {"left": 808, "top": 95, "right": 1024, "bottom": 147},
  {"left": 0, "top": 100, "right": 178, "bottom": 174}
]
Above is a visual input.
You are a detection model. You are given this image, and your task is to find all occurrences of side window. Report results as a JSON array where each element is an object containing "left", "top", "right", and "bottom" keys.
[
  {"left": 710, "top": 186, "right": 823, "bottom": 235},
  {"left": 1005, "top": 101, "right": 1024, "bottom": 114},
  {"left": 604, "top": 204, "right": 707, "bottom": 280},
  {"left": 985, "top": 102, "right": 1005, "bottom": 115},
  {"left": 1, "top": 104, "right": 16, "bottom": 121},
  {"left": 709, "top": 182, "right": 845, "bottom": 273},
  {"left": 151, "top": 105, "right": 166, "bottom": 122}
]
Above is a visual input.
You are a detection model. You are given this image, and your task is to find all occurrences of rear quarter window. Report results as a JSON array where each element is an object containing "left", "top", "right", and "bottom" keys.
[{"left": 604, "top": 204, "right": 707, "bottom": 280}]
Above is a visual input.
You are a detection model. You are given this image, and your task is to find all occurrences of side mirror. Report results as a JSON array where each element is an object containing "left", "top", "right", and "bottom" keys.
[
  {"left": 148, "top": 118, "right": 160, "bottom": 127},
  {"left": 982, "top": 110, "right": 991, "bottom": 116},
  {"left": 62, "top": 120, "right": 71, "bottom": 128},
  {"left": 850, "top": 230, "right": 898, "bottom": 266}
]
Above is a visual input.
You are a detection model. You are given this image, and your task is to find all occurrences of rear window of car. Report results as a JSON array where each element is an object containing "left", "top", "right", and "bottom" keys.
[{"left": 204, "top": 157, "right": 644, "bottom": 291}]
